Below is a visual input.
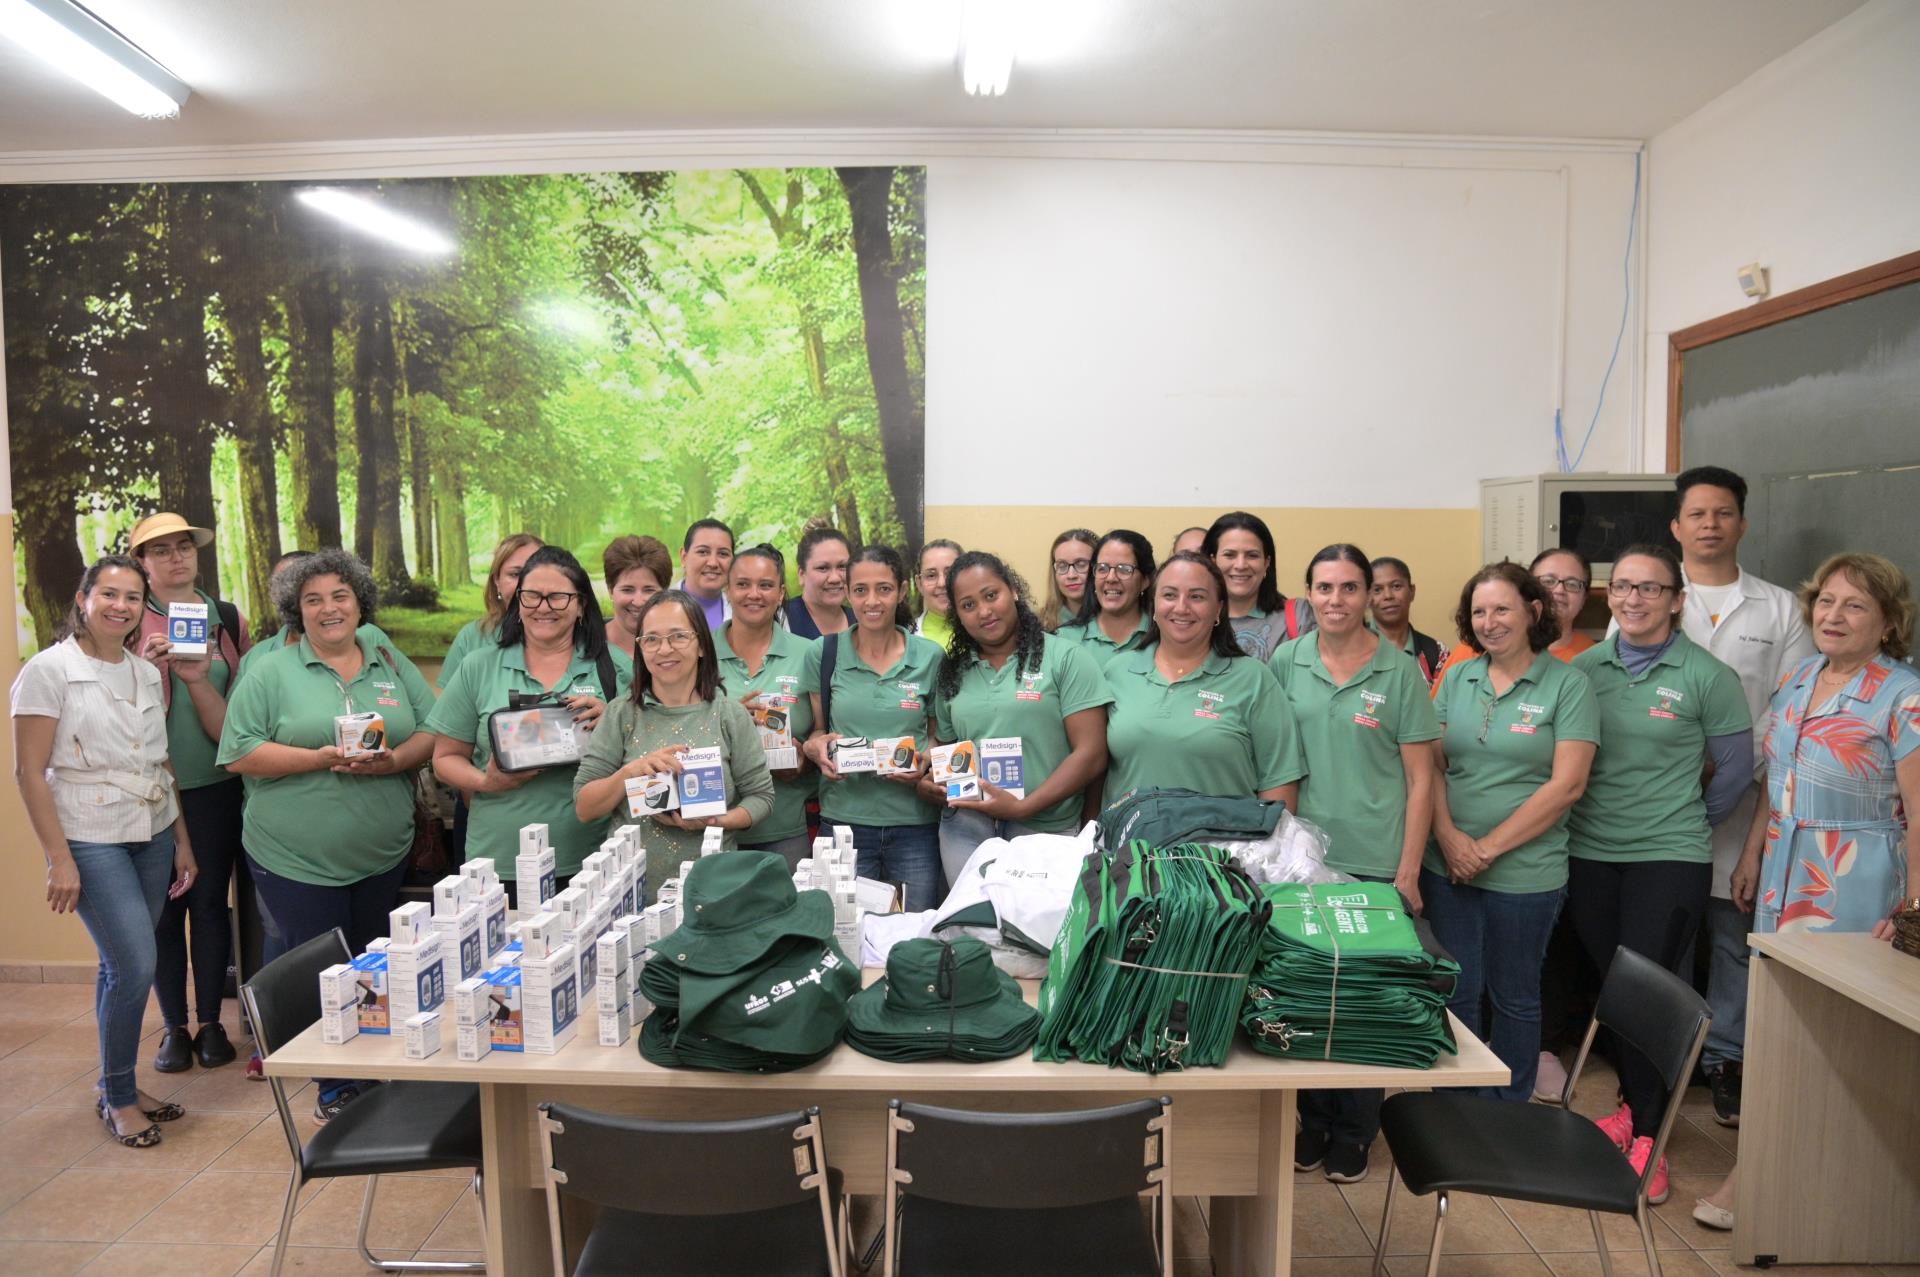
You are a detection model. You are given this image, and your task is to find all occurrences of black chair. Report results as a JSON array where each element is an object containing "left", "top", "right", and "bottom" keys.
[
  {"left": 880, "top": 1097, "right": 1173, "bottom": 1277},
  {"left": 241, "top": 929, "right": 485, "bottom": 1277},
  {"left": 537, "top": 1101, "right": 844, "bottom": 1277},
  {"left": 1372, "top": 946, "right": 1711, "bottom": 1277}
]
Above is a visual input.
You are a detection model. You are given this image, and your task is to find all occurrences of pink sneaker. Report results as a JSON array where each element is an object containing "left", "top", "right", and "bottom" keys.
[
  {"left": 1628, "top": 1136, "right": 1670, "bottom": 1205},
  {"left": 245, "top": 1053, "right": 265, "bottom": 1082},
  {"left": 1593, "top": 1101, "right": 1633, "bottom": 1152}
]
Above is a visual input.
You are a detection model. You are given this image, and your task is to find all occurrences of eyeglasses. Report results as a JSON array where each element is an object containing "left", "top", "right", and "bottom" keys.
[
  {"left": 142, "top": 542, "right": 195, "bottom": 561},
  {"left": 1052, "top": 560, "right": 1092, "bottom": 578},
  {"left": 1478, "top": 698, "right": 1496, "bottom": 745},
  {"left": 1607, "top": 580, "right": 1675, "bottom": 600},
  {"left": 518, "top": 589, "right": 580, "bottom": 612},
  {"left": 1535, "top": 575, "right": 1589, "bottom": 595},
  {"left": 1093, "top": 563, "right": 1139, "bottom": 578},
  {"left": 639, "top": 630, "right": 697, "bottom": 652}
]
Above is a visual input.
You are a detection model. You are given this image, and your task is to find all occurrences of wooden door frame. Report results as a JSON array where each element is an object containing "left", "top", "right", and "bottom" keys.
[{"left": 1666, "top": 249, "right": 1920, "bottom": 470}]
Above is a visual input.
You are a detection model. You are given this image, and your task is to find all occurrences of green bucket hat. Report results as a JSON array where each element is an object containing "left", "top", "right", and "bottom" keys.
[
  {"left": 652, "top": 851, "right": 833, "bottom": 976},
  {"left": 846, "top": 937, "right": 1040, "bottom": 1061},
  {"left": 674, "top": 932, "right": 859, "bottom": 1058}
]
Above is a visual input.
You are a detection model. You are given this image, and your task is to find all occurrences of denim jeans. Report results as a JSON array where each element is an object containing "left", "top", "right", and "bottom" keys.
[
  {"left": 70, "top": 829, "right": 176, "bottom": 1108},
  {"left": 938, "top": 807, "right": 1046, "bottom": 889},
  {"left": 849, "top": 822, "right": 944, "bottom": 914},
  {"left": 1700, "top": 896, "right": 1751, "bottom": 1070},
  {"left": 1420, "top": 869, "right": 1565, "bottom": 1103},
  {"left": 249, "top": 852, "right": 411, "bottom": 965},
  {"left": 740, "top": 832, "right": 812, "bottom": 871}
]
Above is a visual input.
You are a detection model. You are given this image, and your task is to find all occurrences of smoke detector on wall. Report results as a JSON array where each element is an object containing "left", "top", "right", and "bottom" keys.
[{"left": 1737, "top": 262, "right": 1771, "bottom": 299}]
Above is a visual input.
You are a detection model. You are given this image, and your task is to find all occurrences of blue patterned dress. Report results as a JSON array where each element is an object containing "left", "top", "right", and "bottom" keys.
[{"left": 1754, "top": 654, "right": 1920, "bottom": 934}]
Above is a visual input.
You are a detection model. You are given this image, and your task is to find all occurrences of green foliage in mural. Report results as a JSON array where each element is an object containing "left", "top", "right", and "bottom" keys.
[{"left": 2, "top": 167, "right": 926, "bottom": 658}]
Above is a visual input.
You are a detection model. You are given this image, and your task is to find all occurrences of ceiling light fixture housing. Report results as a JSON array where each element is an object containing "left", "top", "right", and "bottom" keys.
[
  {"left": 297, "top": 188, "right": 458, "bottom": 257},
  {"left": 0, "top": 0, "right": 189, "bottom": 118},
  {"left": 959, "top": 0, "right": 1017, "bottom": 97}
]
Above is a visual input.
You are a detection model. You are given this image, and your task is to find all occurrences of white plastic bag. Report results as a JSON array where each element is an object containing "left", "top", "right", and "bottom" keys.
[{"left": 1220, "top": 809, "right": 1354, "bottom": 886}]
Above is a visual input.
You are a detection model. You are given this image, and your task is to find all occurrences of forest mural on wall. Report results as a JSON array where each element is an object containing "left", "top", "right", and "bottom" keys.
[{"left": 1, "top": 166, "right": 927, "bottom": 659}]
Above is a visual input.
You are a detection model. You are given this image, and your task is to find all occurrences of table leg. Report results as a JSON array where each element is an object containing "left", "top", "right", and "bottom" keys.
[
  {"left": 1734, "top": 953, "right": 1920, "bottom": 1265},
  {"left": 1209, "top": 1088, "right": 1295, "bottom": 1277},
  {"left": 479, "top": 1081, "right": 551, "bottom": 1275}
]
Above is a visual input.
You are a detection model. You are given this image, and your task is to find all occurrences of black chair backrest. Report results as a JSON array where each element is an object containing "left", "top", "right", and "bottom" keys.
[
  {"left": 1593, "top": 945, "right": 1712, "bottom": 1094},
  {"left": 544, "top": 1102, "right": 822, "bottom": 1216},
  {"left": 894, "top": 1098, "right": 1169, "bottom": 1210},
  {"left": 244, "top": 929, "right": 352, "bottom": 1056}
]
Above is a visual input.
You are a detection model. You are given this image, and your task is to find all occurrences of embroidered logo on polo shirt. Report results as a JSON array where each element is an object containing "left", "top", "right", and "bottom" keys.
[
  {"left": 1650, "top": 686, "right": 1685, "bottom": 720},
  {"left": 1355, "top": 689, "right": 1386, "bottom": 728},
  {"left": 1016, "top": 670, "right": 1047, "bottom": 701},
  {"left": 1513, "top": 701, "right": 1547, "bottom": 734},
  {"left": 895, "top": 679, "right": 924, "bottom": 710},
  {"left": 1194, "top": 689, "right": 1224, "bottom": 720}
]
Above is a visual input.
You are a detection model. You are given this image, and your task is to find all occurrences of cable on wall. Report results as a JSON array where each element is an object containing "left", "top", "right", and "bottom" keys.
[{"left": 1556, "top": 148, "right": 1640, "bottom": 473}]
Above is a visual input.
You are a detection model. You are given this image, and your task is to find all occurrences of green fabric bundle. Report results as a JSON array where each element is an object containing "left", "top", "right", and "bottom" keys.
[
  {"left": 1241, "top": 881, "right": 1460, "bottom": 1068},
  {"left": 1036, "top": 841, "right": 1269, "bottom": 1074},
  {"left": 845, "top": 937, "right": 1039, "bottom": 1062}
]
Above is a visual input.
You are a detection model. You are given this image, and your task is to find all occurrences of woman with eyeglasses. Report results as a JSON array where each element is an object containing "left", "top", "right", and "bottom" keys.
[
  {"left": 1100, "top": 551, "right": 1304, "bottom": 808},
  {"left": 1058, "top": 529, "right": 1155, "bottom": 659},
  {"left": 913, "top": 539, "right": 963, "bottom": 648},
  {"left": 1204, "top": 511, "right": 1315, "bottom": 662},
  {"left": 1564, "top": 543, "right": 1751, "bottom": 1201},
  {"left": 1272, "top": 544, "right": 1441, "bottom": 1184},
  {"left": 602, "top": 534, "right": 671, "bottom": 659},
  {"left": 1040, "top": 529, "right": 1097, "bottom": 632},
  {"left": 715, "top": 544, "right": 817, "bottom": 868},
  {"left": 1436, "top": 549, "right": 1594, "bottom": 694},
  {"left": 430, "top": 547, "right": 631, "bottom": 901},
  {"left": 575, "top": 589, "right": 775, "bottom": 898},
  {"left": 439, "top": 532, "right": 543, "bottom": 691},
  {"left": 1425, "top": 562, "right": 1598, "bottom": 1104},
  {"left": 801, "top": 546, "right": 946, "bottom": 910},
  {"left": 216, "top": 549, "right": 436, "bottom": 1123},
  {"left": 922, "top": 551, "right": 1113, "bottom": 885},
  {"left": 1368, "top": 556, "right": 1445, "bottom": 688},
  {"left": 784, "top": 523, "right": 855, "bottom": 640}
]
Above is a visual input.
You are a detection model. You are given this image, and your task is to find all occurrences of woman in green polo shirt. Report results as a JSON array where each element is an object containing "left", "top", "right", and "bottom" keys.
[
  {"left": 438, "top": 532, "right": 542, "bottom": 690},
  {"left": 575, "top": 590, "right": 775, "bottom": 898},
  {"left": 1058, "top": 529, "right": 1155, "bottom": 659},
  {"left": 1039, "top": 528, "right": 1096, "bottom": 632},
  {"left": 1100, "top": 551, "right": 1304, "bottom": 808},
  {"left": 922, "top": 551, "right": 1112, "bottom": 885},
  {"left": 1426, "top": 562, "right": 1599, "bottom": 1105},
  {"left": 715, "top": 544, "right": 817, "bottom": 867},
  {"left": 800, "top": 545, "right": 946, "bottom": 910},
  {"left": 217, "top": 549, "right": 436, "bottom": 1123},
  {"left": 1272, "top": 544, "right": 1440, "bottom": 1184},
  {"left": 1567, "top": 544, "right": 1750, "bottom": 1196},
  {"left": 429, "top": 547, "right": 631, "bottom": 903}
]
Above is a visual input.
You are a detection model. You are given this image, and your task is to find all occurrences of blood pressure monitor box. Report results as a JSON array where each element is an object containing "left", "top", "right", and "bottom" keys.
[
  {"left": 750, "top": 696, "right": 798, "bottom": 770},
  {"left": 166, "top": 601, "right": 209, "bottom": 657},
  {"left": 626, "top": 773, "right": 679, "bottom": 817},
  {"left": 828, "top": 737, "right": 878, "bottom": 774},
  {"left": 348, "top": 952, "right": 390, "bottom": 1033},
  {"left": 676, "top": 746, "right": 727, "bottom": 819},
  {"left": 873, "top": 736, "right": 919, "bottom": 776},
  {"left": 515, "top": 844, "right": 557, "bottom": 907},
  {"left": 335, "top": 711, "right": 386, "bottom": 759},
  {"left": 980, "top": 737, "right": 1026, "bottom": 798}
]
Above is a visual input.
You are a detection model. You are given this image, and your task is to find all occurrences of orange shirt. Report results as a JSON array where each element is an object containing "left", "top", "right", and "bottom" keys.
[{"left": 1431, "top": 631, "right": 1595, "bottom": 698}]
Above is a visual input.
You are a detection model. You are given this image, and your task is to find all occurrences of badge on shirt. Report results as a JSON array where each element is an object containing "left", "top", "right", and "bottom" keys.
[
  {"left": 1194, "top": 689, "right": 1223, "bottom": 721},
  {"left": 377, "top": 697, "right": 401, "bottom": 707},
  {"left": 1650, "top": 687, "right": 1684, "bottom": 720},
  {"left": 1354, "top": 689, "right": 1386, "bottom": 728},
  {"left": 1016, "top": 671, "right": 1046, "bottom": 702},
  {"left": 1512, "top": 701, "right": 1547, "bottom": 735},
  {"left": 895, "top": 679, "right": 924, "bottom": 711}
]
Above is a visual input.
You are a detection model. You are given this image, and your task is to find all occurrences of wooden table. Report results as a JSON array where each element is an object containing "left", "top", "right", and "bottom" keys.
[
  {"left": 1736, "top": 932, "right": 1920, "bottom": 1266},
  {"left": 266, "top": 984, "right": 1504, "bottom": 1276}
]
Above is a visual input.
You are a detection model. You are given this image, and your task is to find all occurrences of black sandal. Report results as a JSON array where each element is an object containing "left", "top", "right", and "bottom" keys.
[
  {"left": 97, "top": 1096, "right": 162, "bottom": 1148},
  {"left": 95, "top": 1083, "right": 184, "bottom": 1122}
]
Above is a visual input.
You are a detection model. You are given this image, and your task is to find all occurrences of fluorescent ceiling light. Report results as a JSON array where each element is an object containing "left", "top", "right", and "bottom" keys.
[
  {"left": 0, "top": 0, "right": 189, "bottom": 119},
  {"left": 959, "top": 0, "right": 1017, "bottom": 97},
  {"left": 297, "top": 189, "right": 458, "bottom": 257}
]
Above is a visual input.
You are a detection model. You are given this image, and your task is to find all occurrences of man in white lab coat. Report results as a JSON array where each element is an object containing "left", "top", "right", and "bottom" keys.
[{"left": 1668, "top": 465, "right": 1813, "bottom": 1127}]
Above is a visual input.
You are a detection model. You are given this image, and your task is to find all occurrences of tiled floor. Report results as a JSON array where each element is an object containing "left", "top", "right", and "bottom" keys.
[{"left": 0, "top": 982, "right": 1896, "bottom": 1276}]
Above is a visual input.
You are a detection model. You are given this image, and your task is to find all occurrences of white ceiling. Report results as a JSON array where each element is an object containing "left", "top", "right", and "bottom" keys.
[{"left": 0, "top": 0, "right": 1867, "bottom": 154}]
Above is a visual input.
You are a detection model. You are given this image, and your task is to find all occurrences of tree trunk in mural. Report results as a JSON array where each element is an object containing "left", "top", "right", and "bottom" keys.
[
  {"left": 436, "top": 476, "right": 471, "bottom": 588},
  {"left": 15, "top": 462, "right": 87, "bottom": 650},
  {"left": 152, "top": 187, "right": 222, "bottom": 595},
  {"left": 285, "top": 270, "right": 342, "bottom": 551},
  {"left": 837, "top": 166, "right": 924, "bottom": 555},
  {"left": 222, "top": 278, "right": 284, "bottom": 634},
  {"left": 352, "top": 274, "right": 412, "bottom": 592}
]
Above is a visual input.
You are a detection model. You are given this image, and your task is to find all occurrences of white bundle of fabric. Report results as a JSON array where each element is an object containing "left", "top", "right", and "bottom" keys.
[
  {"left": 1220, "top": 809, "right": 1353, "bottom": 886},
  {"left": 860, "top": 909, "right": 937, "bottom": 968},
  {"left": 930, "top": 824, "right": 1096, "bottom": 978}
]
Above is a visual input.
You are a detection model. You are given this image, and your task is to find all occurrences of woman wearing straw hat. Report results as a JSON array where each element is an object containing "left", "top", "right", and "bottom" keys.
[{"left": 128, "top": 511, "right": 249, "bottom": 1075}]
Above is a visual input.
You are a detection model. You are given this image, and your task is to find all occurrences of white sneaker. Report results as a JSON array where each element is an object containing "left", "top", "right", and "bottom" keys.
[
  {"left": 1533, "top": 1050, "right": 1569, "bottom": 1103},
  {"left": 1692, "top": 1198, "right": 1733, "bottom": 1231}
]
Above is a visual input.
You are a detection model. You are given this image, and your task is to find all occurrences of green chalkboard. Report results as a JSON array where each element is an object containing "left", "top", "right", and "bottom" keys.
[{"left": 1679, "top": 275, "right": 1920, "bottom": 591}]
